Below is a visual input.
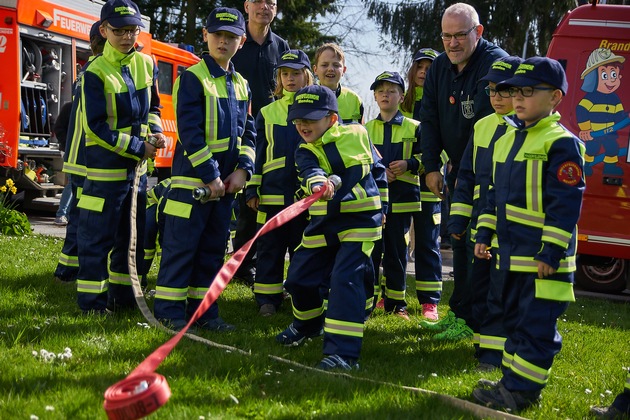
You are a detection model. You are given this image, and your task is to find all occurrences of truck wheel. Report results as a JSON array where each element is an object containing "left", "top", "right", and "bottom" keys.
[{"left": 575, "top": 258, "right": 627, "bottom": 293}]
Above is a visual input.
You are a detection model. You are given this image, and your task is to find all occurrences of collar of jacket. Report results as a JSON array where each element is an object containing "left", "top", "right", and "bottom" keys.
[
  {"left": 281, "top": 89, "right": 296, "bottom": 104},
  {"left": 376, "top": 110, "right": 404, "bottom": 126},
  {"left": 201, "top": 54, "right": 236, "bottom": 78},
  {"left": 504, "top": 111, "right": 561, "bottom": 130},
  {"left": 102, "top": 41, "right": 137, "bottom": 66}
]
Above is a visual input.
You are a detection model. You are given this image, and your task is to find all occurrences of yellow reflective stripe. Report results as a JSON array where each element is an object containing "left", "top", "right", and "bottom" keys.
[
  {"left": 256, "top": 210, "right": 267, "bottom": 224},
  {"left": 509, "top": 353, "right": 551, "bottom": 385},
  {"left": 250, "top": 174, "right": 262, "bottom": 186},
  {"left": 505, "top": 204, "right": 545, "bottom": 228},
  {"left": 302, "top": 234, "right": 327, "bottom": 248},
  {"left": 163, "top": 199, "right": 192, "bottom": 219},
  {"left": 541, "top": 225, "right": 572, "bottom": 248},
  {"left": 86, "top": 167, "right": 128, "bottom": 181},
  {"left": 188, "top": 287, "right": 208, "bottom": 300},
  {"left": 148, "top": 113, "right": 162, "bottom": 129},
  {"left": 208, "top": 137, "right": 230, "bottom": 153},
  {"left": 473, "top": 332, "right": 480, "bottom": 345},
  {"left": 415, "top": 280, "right": 442, "bottom": 292},
  {"left": 535, "top": 278, "right": 575, "bottom": 302},
  {"left": 479, "top": 334, "right": 506, "bottom": 351},
  {"left": 240, "top": 143, "right": 255, "bottom": 162},
  {"left": 324, "top": 318, "right": 364, "bottom": 338},
  {"left": 58, "top": 253, "right": 79, "bottom": 267},
  {"left": 450, "top": 202, "right": 472, "bottom": 217},
  {"left": 262, "top": 157, "right": 285, "bottom": 174},
  {"left": 340, "top": 196, "right": 381, "bottom": 213},
  {"left": 421, "top": 191, "right": 441, "bottom": 202},
  {"left": 188, "top": 146, "right": 213, "bottom": 168},
  {"left": 77, "top": 279, "right": 108, "bottom": 294},
  {"left": 338, "top": 227, "right": 381, "bottom": 242},
  {"left": 77, "top": 194, "right": 105, "bottom": 212},
  {"left": 365, "top": 297, "right": 374, "bottom": 310},
  {"left": 305, "top": 175, "right": 327, "bottom": 193},
  {"left": 351, "top": 184, "right": 367, "bottom": 200},
  {"left": 170, "top": 176, "right": 202, "bottom": 190},
  {"left": 391, "top": 202, "right": 422, "bottom": 213},
  {"left": 380, "top": 188, "right": 389, "bottom": 203},
  {"left": 477, "top": 214, "right": 496, "bottom": 230},
  {"left": 309, "top": 201, "right": 328, "bottom": 216},
  {"left": 509, "top": 256, "right": 576, "bottom": 273},
  {"left": 109, "top": 271, "right": 131, "bottom": 286},
  {"left": 155, "top": 286, "right": 187, "bottom": 301},
  {"left": 254, "top": 282, "right": 284, "bottom": 295},
  {"left": 502, "top": 350, "right": 514, "bottom": 369},
  {"left": 293, "top": 304, "right": 324, "bottom": 321},
  {"left": 473, "top": 184, "right": 480, "bottom": 201},
  {"left": 260, "top": 195, "right": 284, "bottom": 206},
  {"left": 144, "top": 248, "right": 156, "bottom": 260},
  {"left": 385, "top": 286, "right": 405, "bottom": 301},
  {"left": 625, "top": 373, "right": 630, "bottom": 391},
  {"left": 113, "top": 132, "right": 131, "bottom": 155},
  {"left": 527, "top": 159, "right": 543, "bottom": 212},
  {"left": 397, "top": 172, "right": 420, "bottom": 185},
  {"left": 63, "top": 162, "right": 87, "bottom": 176}
]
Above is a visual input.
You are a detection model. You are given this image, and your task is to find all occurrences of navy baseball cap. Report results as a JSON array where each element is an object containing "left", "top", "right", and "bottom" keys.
[
  {"left": 480, "top": 56, "right": 524, "bottom": 84},
  {"left": 413, "top": 48, "right": 438, "bottom": 62},
  {"left": 205, "top": 7, "right": 246, "bottom": 36},
  {"left": 89, "top": 21, "right": 105, "bottom": 42},
  {"left": 497, "top": 56, "right": 568, "bottom": 96},
  {"left": 370, "top": 71, "right": 405, "bottom": 91},
  {"left": 100, "top": 0, "right": 144, "bottom": 28},
  {"left": 287, "top": 85, "right": 338, "bottom": 121},
  {"left": 276, "top": 49, "right": 311, "bottom": 70}
]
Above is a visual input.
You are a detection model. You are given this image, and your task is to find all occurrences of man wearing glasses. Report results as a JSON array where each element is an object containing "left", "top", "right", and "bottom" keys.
[
  {"left": 418, "top": 3, "right": 507, "bottom": 339},
  {"left": 76, "top": 0, "right": 166, "bottom": 314},
  {"left": 231, "top": 0, "right": 290, "bottom": 287}
]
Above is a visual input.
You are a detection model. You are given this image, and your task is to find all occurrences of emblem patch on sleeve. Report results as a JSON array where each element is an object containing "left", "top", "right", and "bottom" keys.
[{"left": 557, "top": 161, "right": 582, "bottom": 186}]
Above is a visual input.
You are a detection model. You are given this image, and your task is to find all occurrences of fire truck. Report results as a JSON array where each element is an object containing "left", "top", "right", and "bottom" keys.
[
  {"left": 547, "top": 2, "right": 630, "bottom": 293},
  {"left": 0, "top": 0, "right": 199, "bottom": 210}
]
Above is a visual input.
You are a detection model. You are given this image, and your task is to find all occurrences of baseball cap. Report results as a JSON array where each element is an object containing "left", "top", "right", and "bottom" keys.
[
  {"left": 276, "top": 49, "right": 311, "bottom": 70},
  {"left": 413, "top": 48, "right": 439, "bottom": 62},
  {"left": 497, "top": 56, "right": 568, "bottom": 96},
  {"left": 370, "top": 71, "right": 405, "bottom": 91},
  {"left": 480, "top": 56, "right": 524, "bottom": 84},
  {"left": 89, "top": 21, "right": 105, "bottom": 42},
  {"left": 287, "top": 85, "right": 338, "bottom": 122},
  {"left": 205, "top": 7, "right": 246, "bottom": 36},
  {"left": 100, "top": 0, "right": 144, "bottom": 28}
]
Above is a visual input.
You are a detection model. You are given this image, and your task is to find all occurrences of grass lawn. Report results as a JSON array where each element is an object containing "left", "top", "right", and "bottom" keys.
[{"left": 0, "top": 233, "right": 628, "bottom": 419}]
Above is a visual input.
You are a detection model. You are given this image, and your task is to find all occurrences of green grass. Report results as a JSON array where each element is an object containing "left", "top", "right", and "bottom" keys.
[{"left": 0, "top": 234, "right": 628, "bottom": 419}]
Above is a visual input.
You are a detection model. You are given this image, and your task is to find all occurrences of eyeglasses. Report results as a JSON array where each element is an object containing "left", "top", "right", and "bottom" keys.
[
  {"left": 440, "top": 25, "right": 477, "bottom": 42},
  {"left": 249, "top": 0, "right": 277, "bottom": 6},
  {"left": 292, "top": 119, "right": 317, "bottom": 126},
  {"left": 106, "top": 25, "right": 141, "bottom": 37},
  {"left": 484, "top": 86, "right": 511, "bottom": 98},
  {"left": 507, "top": 86, "right": 556, "bottom": 97}
]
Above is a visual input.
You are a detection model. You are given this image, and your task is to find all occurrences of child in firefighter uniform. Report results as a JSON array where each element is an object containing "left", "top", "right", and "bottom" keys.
[
  {"left": 76, "top": 0, "right": 166, "bottom": 313},
  {"left": 365, "top": 71, "right": 421, "bottom": 321},
  {"left": 153, "top": 8, "right": 255, "bottom": 332},
  {"left": 448, "top": 56, "right": 522, "bottom": 358},
  {"left": 276, "top": 85, "right": 387, "bottom": 370},
  {"left": 245, "top": 49, "right": 313, "bottom": 317},
  {"left": 472, "top": 57, "right": 585, "bottom": 412},
  {"left": 54, "top": 20, "right": 106, "bottom": 284}
]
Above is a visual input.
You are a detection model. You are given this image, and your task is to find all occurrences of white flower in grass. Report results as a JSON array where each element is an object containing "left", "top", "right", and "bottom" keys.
[
  {"left": 585, "top": 388, "right": 592, "bottom": 394},
  {"left": 45, "top": 406, "right": 54, "bottom": 411},
  {"left": 431, "top": 373, "right": 438, "bottom": 377},
  {"left": 605, "top": 390, "right": 613, "bottom": 395},
  {"left": 229, "top": 395, "right": 239, "bottom": 404},
  {"left": 30, "top": 415, "right": 39, "bottom": 420}
]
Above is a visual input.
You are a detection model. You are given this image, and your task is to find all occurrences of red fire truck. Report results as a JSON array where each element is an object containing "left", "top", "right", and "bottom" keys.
[
  {"left": 547, "top": 1, "right": 630, "bottom": 293},
  {"left": 0, "top": 0, "right": 199, "bottom": 209}
]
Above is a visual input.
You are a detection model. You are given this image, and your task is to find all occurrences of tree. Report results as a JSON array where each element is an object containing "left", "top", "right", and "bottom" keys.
[
  {"left": 363, "top": 0, "right": 627, "bottom": 59},
  {"left": 134, "top": 0, "right": 340, "bottom": 54}
]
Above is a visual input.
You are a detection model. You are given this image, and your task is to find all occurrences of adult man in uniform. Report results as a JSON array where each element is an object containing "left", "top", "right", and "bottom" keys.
[
  {"left": 230, "top": 0, "right": 289, "bottom": 284},
  {"left": 419, "top": 2, "right": 507, "bottom": 338}
]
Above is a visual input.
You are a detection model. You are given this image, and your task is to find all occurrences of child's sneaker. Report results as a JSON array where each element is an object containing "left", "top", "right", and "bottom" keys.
[
  {"left": 433, "top": 318, "right": 473, "bottom": 341},
  {"left": 421, "top": 303, "right": 439, "bottom": 320},
  {"left": 375, "top": 298, "right": 385, "bottom": 309},
  {"left": 276, "top": 323, "right": 323, "bottom": 347},
  {"left": 472, "top": 383, "right": 541, "bottom": 412},
  {"left": 419, "top": 310, "right": 455, "bottom": 331},
  {"left": 317, "top": 354, "right": 359, "bottom": 371},
  {"left": 391, "top": 307, "right": 410, "bottom": 321}
]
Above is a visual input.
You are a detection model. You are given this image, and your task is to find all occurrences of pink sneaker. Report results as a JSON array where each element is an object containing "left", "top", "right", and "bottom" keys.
[
  {"left": 422, "top": 303, "right": 438, "bottom": 320},
  {"left": 375, "top": 298, "right": 385, "bottom": 309}
]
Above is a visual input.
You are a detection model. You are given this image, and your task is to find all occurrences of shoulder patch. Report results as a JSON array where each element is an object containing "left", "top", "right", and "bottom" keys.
[{"left": 557, "top": 161, "right": 582, "bottom": 186}]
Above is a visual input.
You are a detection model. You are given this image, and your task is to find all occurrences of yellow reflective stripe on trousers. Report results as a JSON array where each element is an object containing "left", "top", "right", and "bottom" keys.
[
  {"left": 188, "top": 287, "right": 208, "bottom": 300},
  {"left": 309, "top": 201, "right": 328, "bottom": 216},
  {"left": 541, "top": 225, "right": 572, "bottom": 248},
  {"left": 155, "top": 286, "right": 187, "bottom": 301},
  {"left": 535, "top": 278, "right": 575, "bottom": 302},
  {"left": 502, "top": 350, "right": 514, "bottom": 369},
  {"left": 324, "top": 318, "right": 364, "bottom": 338},
  {"left": 415, "top": 280, "right": 442, "bottom": 292},
  {"left": 338, "top": 227, "right": 381, "bottom": 242},
  {"left": 77, "top": 279, "right": 108, "bottom": 294},
  {"left": 77, "top": 194, "right": 105, "bottom": 212},
  {"left": 254, "top": 282, "right": 284, "bottom": 295},
  {"left": 293, "top": 303, "right": 324, "bottom": 321},
  {"left": 109, "top": 271, "right": 131, "bottom": 286},
  {"left": 58, "top": 252, "right": 79, "bottom": 267},
  {"left": 509, "top": 256, "right": 576, "bottom": 273},
  {"left": 479, "top": 334, "right": 506, "bottom": 351},
  {"left": 509, "top": 353, "right": 551, "bottom": 385},
  {"left": 391, "top": 201, "right": 422, "bottom": 213},
  {"left": 301, "top": 234, "right": 327, "bottom": 248},
  {"left": 505, "top": 204, "right": 545, "bottom": 228},
  {"left": 385, "top": 286, "right": 405, "bottom": 301}
]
